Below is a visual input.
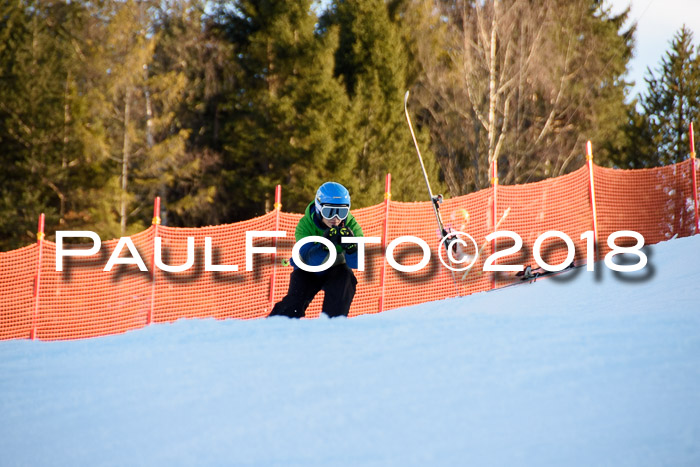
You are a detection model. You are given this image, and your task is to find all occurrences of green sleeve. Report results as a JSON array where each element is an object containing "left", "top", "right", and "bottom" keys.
[
  {"left": 345, "top": 214, "right": 363, "bottom": 237},
  {"left": 295, "top": 213, "right": 322, "bottom": 242}
]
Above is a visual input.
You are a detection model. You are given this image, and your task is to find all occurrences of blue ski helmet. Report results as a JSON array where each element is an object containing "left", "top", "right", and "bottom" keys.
[{"left": 315, "top": 182, "right": 350, "bottom": 217}]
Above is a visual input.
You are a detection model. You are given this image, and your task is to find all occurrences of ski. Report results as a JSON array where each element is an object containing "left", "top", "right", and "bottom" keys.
[
  {"left": 489, "top": 260, "right": 582, "bottom": 292},
  {"left": 515, "top": 260, "right": 577, "bottom": 282}
]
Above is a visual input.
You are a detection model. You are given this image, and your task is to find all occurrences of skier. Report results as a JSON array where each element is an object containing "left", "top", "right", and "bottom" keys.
[{"left": 269, "top": 182, "right": 363, "bottom": 318}]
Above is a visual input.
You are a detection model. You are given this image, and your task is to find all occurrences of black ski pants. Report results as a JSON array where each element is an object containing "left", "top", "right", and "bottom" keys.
[{"left": 269, "top": 264, "right": 357, "bottom": 318}]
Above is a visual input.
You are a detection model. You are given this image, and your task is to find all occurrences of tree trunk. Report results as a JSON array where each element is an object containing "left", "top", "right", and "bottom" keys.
[
  {"left": 121, "top": 87, "right": 132, "bottom": 235},
  {"left": 487, "top": 0, "right": 498, "bottom": 166}
]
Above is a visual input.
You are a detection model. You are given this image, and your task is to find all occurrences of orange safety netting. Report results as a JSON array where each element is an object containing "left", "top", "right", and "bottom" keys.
[{"left": 1, "top": 160, "right": 698, "bottom": 340}]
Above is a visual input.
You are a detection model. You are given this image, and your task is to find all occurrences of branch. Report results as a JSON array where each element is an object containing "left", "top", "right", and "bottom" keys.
[
  {"left": 557, "top": 136, "right": 583, "bottom": 176},
  {"left": 0, "top": 102, "right": 34, "bottom": 145},
  {"left": 522, "top": 5, "right": 550, "bottom": 74},
  {"left": 473, "top": 2, "right": 491, "bottom": 69},
  {"left": 492, "top": 96, "right": 511, "bottom": 164},
  {"left": 534, "top": 20, "right": 575, "bottom": 146},
  {"left": 464, "top": 78, "right": 489, "bottom": 130},
  {"left": 41, "top": 176, "right": 65, "bottom": 202}
]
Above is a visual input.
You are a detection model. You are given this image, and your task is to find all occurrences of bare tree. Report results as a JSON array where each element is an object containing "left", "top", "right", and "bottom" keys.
[{"left": 406, "top": 0, "right": 631, "bottom": 195}]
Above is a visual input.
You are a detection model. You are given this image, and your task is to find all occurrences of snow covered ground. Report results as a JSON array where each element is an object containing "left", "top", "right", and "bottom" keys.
[{"left": 1, "top": 235, "right": 699, "bottom": 466}]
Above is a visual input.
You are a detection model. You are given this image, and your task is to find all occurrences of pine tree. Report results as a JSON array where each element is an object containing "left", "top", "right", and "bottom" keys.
[
  {"left": 0, "top": 0, "right": 258, "bottom": 249},
  {"left": 322, "top": 0, "right": 442, "bottom": 206},
  {"left": 80, "top": 0, "right": 202, "bottom": 236},
  {"left": 148, "top": 0, "right": 232, "bottom": 227},
  {"left": 618, "top": 26, "right": 700, "bottom": 167},
  {"left": 76, "top": 0, "right": 157, "bottom": 236},
  {"left": 0, "top": 0, "right": 97, "bottom": 249},
  {"left": 215, "top": 0, "right": 351, "bottom": 218}
]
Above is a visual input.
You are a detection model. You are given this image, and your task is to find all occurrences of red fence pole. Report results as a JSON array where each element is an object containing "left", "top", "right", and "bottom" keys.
[
  {"left": 30, "top": 213, "right": 45, "bottom": 340},
  {"left": 378, "top": 173, "right": 391, "bottom": 313},
  {"left": 268, "top": 185, "right": 282, "bottom": 314},
  {"left": 148, "top": 196, "right": 161, "bottom": 325},
  {"left": 690, "top": 123, "right": 699, "bottom": 234},
  {"left": 491, "top": 158, "right": 498, "bottom": 289},
  {"left": 586, "top": 141, "right": 600, "bottom": 262}
]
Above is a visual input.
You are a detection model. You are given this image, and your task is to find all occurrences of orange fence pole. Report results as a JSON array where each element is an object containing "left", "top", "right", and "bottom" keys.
[
  {"left": 378, "top": 173, "right": 391, "bottom": 313},
  {"left": 268, "top": 185, "right": 282, "bottom": 314},
  {"left": 30, "top": 213, "right": 45, "bottom": 340},
  {"left": 690, "top": 123, "right": 699, "bottom": 234},
  {"left": 586, "top": 141, "right": 600, "bottom": 262},
  {"left": 491, "top": 158, "right": 498, "bottom": 289},
  {"left": 148, "top": 196, "right": 161, "bottom": 325}
]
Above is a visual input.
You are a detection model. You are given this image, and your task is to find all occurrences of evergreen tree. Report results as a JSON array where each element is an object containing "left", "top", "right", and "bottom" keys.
[
  {"left": 615, "top": 26, "right": 700, "bottom": 168},
  {"left": 322, "top": 0, "right": 442, "bottom": 206},
  {"left": 215, "top": 0, "right": 351, "bottom": 218},
  {"left": 148, "top": 0, "right": 233, "bottom": 227},
  {"left": 80, "top": 0, "right": 202, "bottom": 236},
  {"left": 78, "top": 0, "right": 157, "bottom": 236},
  {"left": 580, "top": 1, "right": 637, "bottom": 168},
  {"left": 0, "top": 0, "right": 97, "bottom": 249}
]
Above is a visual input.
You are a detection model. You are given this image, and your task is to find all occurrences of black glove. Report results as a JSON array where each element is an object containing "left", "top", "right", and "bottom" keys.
[
  {"left": 323, "top": 226, "right": 341, "bottom": 245},
  {"left": 338, "top": 226, "right": 357, "bottom": 254}
]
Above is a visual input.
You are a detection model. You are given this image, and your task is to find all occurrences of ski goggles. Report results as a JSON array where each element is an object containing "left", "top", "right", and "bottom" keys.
[{"left": 319, "top": 204, "right": 350, "bottom": 220}]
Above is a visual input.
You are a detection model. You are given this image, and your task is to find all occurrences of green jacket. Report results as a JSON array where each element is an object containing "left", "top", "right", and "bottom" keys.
[{"left": 293, "top": 202, "right": 364, "bottom": 270}]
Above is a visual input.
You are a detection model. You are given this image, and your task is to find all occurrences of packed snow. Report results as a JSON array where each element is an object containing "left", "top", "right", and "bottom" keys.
[{"left": 1, "top": 235, "right": 699, "bottom": 466}]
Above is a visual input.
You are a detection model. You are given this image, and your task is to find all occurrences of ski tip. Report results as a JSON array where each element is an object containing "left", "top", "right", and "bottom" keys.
[{"left": 404, "top": 90, "right": 410, "bottom": 102}]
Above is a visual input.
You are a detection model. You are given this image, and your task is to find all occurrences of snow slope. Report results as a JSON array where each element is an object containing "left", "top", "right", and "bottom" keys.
[{"left": 1, "top": 235, "right": 699, "bottom": 466}]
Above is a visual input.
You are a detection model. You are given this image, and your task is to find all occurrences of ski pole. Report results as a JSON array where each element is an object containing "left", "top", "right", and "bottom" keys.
[
  {"left": 405, "top": 90, "right": 460, "bottom": 296},
  {"left": 404, "top": 91, "right": 448, "bottom": 238}
]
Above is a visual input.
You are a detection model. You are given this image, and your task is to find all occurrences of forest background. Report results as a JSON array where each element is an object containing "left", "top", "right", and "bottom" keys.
[{"left": 1, "top": 0, "right": 699, "bottom": 251}]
